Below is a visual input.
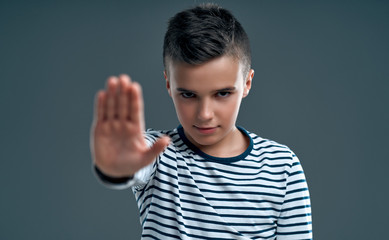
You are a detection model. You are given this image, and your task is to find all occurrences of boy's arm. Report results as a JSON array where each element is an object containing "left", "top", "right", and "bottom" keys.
[
  {"left": 276, "top": 154, "right": 313, "bottom": 239},
  {"left": 90, "top": 75, "right": 170, "bottom": 188}
]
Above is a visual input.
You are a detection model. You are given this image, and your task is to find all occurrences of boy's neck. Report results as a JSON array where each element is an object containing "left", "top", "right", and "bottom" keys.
[{"left": 185, "top": 126, "right": 250, "bottom": 158}]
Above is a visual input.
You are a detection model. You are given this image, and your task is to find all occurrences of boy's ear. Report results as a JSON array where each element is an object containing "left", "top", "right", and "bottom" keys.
[
  {"left": 164, "top": 71, "right": 172, "bottom": 97},
  {"left": 243, "top": 69, "right": 254, "bottom": 98}
]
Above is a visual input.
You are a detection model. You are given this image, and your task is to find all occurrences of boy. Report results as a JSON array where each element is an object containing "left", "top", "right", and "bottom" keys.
[{"left": 91, "top": 4, "right": 312, "bottom": 239}]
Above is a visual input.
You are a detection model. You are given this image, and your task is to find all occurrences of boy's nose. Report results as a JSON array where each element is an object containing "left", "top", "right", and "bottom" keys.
[{"left": 197, "top": 99, "right": 214, "bottom": 121}]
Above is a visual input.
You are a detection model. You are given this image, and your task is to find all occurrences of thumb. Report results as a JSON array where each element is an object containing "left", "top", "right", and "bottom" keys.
[{"left": 143, "top": 136, "right": 170, "bottom": 163}]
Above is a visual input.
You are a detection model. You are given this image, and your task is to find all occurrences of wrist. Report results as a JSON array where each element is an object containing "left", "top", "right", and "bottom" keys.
[{"left": 94, "top": 165, "right": 133, "bottom": 184}]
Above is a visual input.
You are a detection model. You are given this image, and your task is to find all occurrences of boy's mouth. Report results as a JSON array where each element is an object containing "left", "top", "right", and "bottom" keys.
[{"left": 194, "top": 126, "right": 218, "bottom": 134}]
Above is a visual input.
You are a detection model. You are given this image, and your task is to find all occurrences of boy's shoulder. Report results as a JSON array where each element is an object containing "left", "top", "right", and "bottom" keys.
[
  {"left": 242, "top": 127, "right": 293, "bottom": 152},
  {"left": 244, "top": 128, "right": 299, "bottom": 165}
]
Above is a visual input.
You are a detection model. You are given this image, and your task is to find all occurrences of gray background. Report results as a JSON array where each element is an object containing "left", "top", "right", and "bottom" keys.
[{"left": 1, "top": 0, "right": 388, "bottom": 239}]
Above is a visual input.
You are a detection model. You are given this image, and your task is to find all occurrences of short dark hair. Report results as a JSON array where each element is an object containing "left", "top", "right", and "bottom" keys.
[{"left": 163, "top": 3, "right": 251, "bottom": 78}]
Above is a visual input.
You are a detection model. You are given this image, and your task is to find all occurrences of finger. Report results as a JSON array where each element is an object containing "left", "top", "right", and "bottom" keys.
[
  {"left": 106, "top": 76, "right": 119, "bottom": 120},
  {"left": 143, "top": 136, "right": 170, "bottom": 165},
  {"left": 118, "top": 74, "right": 131, "bottom": 121},
  {"left": 96, "top": 90, "right": 107, "bottom": 123},
  {"left": 119, "top": 74, "right": 132, "bottom": 84},
  {"left": 129, "top": 82, "right": 145, "bottom": 130}
]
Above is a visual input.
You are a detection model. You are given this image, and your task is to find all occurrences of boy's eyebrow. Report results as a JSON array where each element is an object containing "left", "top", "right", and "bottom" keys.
[
  {"left": 176, "top": 87, "right": 236, "bottom": 92},
  {"left": 176, "top": 88, "right": 194, "bottom": 92},
  {"left": 216, "top": 87, "right": 236, "bottom": 92}
]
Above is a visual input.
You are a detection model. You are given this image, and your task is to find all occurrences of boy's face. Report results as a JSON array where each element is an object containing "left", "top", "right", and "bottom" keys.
[{"left": 165, "top": 56, "right": 254, "bottom": 151}]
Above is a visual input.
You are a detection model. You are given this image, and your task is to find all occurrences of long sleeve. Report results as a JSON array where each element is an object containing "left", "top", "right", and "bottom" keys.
[
  {"left": 93, "top": 162, "right": 155, "bottom": 190},
  {"left": 276, "top": 154, "right": 313, "bottom": 239}
]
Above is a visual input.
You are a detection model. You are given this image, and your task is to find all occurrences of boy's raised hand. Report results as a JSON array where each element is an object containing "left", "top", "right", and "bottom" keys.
[{"left": 91, "top": 75, "right": 170, "bottom": 178}]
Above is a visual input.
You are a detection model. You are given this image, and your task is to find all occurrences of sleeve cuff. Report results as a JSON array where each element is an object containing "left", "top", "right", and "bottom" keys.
[
  {"left": 93, "top": 165, "right": 137, "bottom": 190},
  {"left": 94, "top": 166, "right": 133, "bottom": 183}
]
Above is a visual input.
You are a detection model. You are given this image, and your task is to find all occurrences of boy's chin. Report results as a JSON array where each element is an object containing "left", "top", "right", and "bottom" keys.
[{"left": 186, "top": 131, "right": 222, "bottom": 148}]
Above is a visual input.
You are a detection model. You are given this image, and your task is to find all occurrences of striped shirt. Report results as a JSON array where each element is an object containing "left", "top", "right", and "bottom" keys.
[{"left": 99, "top": 126, "right": 312, "bottom": 239}]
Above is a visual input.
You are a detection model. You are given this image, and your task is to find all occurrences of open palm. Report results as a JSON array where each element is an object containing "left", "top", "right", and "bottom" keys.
[{"left": 91, "top": 75, "right": 170, "bottom": 178}]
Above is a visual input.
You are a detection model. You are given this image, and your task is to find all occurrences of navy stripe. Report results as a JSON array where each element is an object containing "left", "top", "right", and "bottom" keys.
[
  {"left": 282, "top": 204, "right": 311, "bottom": 212},
  {"left": 252, "top": 143, "right": 288, "bottom": 151},
  {"left": 288, "top": 179, "right": 307, "bottom": 186},
  {"left": 277, "top": 230, "right": 313, "bottom": 235},
  {"left": 156, "top": 167, "right": 179, "bottom": 180},
  {"left": 279, "top": 213, "right": 312, "bottom": 220},
  {"left": 143, "top": 226, "right": 237, "bottom": 240},
  {"left": 204, "top": 197, "right": 283, "bottom": 205},
  {"left": 213, "top": 205, "right": 281, "bottom": 212},
  {"left": 149, "top": 209, "right": 275, "bottom": 227},
  {"left": 189, "top": 155, "right": 293, "bottom": 167},
  {"left": 182, "top": 158, "right": 291, "bottom": 173},
  {"left": 183, "top": 169, "right": 287, "bottom": 182},
  {"left": 148, "top": 189, "right": 284, "bottom": 206},
  {"left": 277, "top": 221, "right": 312, "bottom": 228},
  {"left": 195, "top": 188, "right": 285, "bottom": 198},
  {"left": 283, "top": 196, "right": 310, "bottom": 204},
  {"left": 286, "top": 187, "right": 309, "bottom": 195},
  {"left": 288, "top": 170, "right": 304, "bottom": 177},
  {"left": 249, "top": 149, "right": 292, "bottom": 158},
  {"left": 146, "top": 218, "right": 244, "bottom": 237},
  {"left": 175, "top": 170, "right": 286, "bottom": 183},
  {"left": 159, "top": 158, "right": 177, "bottom": 171},
  {"left": 239, "top": 226, "right": 277, "bottom": 235},
  {"left": 177, "top": 160, "right": 288, "bottom": 181},
  {"left": 180, "top": 177, "right": 287, "bottom": 190},
  {"left": 142, "top": 226, "right": 181, "bottom": 239},
  {"left": 141, "top": 234, "right": 160, "bottom": 240},
  {"left": 150, "top": 202, "right": 279, "bottom": 219}
]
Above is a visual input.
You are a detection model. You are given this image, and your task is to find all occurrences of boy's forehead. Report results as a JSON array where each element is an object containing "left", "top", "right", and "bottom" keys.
[
  {"left": 168, "top": 56, "right": 243, "bottom": 81},
  {"left": 167, "top": 56, "right": 245, "bottom": 90}
]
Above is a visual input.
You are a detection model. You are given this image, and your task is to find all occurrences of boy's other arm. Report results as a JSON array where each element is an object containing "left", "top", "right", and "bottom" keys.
[
  {"left": 90, "top": 74, "right": 170, "bottom": 180},
  {"left": 276, "top": 155, "right": 312, "bottom": 239}
]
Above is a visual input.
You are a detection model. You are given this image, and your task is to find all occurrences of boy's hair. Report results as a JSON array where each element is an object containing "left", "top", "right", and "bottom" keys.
[{"left": 163, "top": 3, "right": 251, "bottom": 78}]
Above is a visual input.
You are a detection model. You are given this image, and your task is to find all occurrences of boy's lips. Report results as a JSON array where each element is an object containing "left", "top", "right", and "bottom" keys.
[{"left": 194, "top": 125, "right": 218, "bottom": 134}]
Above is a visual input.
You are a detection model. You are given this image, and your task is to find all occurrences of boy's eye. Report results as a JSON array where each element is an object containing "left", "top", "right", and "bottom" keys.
[
  {"left": 181, "top": 92, "right": 195, "bottom": 98},
  {"left": 217, "top": 91, "right": 231, "bottom": 97}
]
